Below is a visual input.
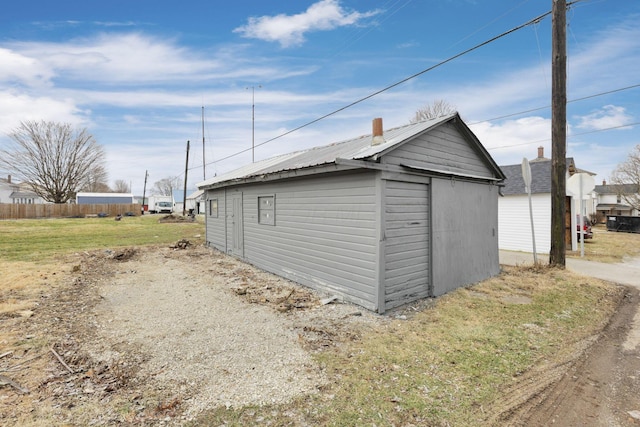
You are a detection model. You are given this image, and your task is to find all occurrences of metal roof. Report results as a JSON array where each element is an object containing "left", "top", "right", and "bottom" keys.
[
  {"left": 76, "top": 192, "right": 133, "bottom": 198},
  {"left": 197, "top": 113, "right": 483, "bottom": 189}
]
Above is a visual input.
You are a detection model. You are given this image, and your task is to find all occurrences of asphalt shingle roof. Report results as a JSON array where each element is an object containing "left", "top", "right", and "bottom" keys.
[
  {"left": 594, "top": 184, "right": 640, "bottom": 195},
  {"left": 500, "top": 158, "right": 576, "bottom": 195}
]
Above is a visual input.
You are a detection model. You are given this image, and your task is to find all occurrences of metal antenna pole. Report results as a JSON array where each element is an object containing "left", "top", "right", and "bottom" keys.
[
  {"left": 247, "top": 85, "right": 261, "bottom": 163},
  {"left": 202, "top": 106, "right": 206, "bottom": 180}
]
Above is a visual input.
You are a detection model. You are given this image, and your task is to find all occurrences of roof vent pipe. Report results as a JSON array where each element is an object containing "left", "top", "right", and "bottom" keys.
[{"left": 371, "top": 117, "right": 385, "bottom": 146}]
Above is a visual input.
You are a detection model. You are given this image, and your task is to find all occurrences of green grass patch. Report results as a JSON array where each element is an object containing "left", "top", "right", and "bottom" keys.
[
  {"left": 192, "top": 266, "right": 622, "bottom": 426},
  {"left": 0, "top": 215, "right": 205, "bottom": 262}
]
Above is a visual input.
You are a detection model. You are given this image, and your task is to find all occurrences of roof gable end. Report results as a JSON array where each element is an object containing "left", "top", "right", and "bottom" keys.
[{"left": 198, "top": 113, "right": 504, "bottom": 189}]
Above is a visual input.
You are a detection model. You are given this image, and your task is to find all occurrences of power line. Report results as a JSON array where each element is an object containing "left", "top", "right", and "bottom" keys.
[
  {"left": 468, "top": 82, "right": 640, "bottom": 125},
  {"left": 487, "top": 120, "right": 640, "bottom": 151},
  {"left": 196, "top": 8, "right": 553, "bottom": 171},
  {"left": 194, "top": 0, "right": 591, "bottom": 173}
]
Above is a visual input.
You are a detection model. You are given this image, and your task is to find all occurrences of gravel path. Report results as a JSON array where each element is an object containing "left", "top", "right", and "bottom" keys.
[{"left": 80, "top": 246, "right": 383, "bottom": 421}]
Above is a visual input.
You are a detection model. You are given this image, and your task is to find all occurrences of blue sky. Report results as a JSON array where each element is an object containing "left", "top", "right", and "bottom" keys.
[{"left": 0, "top": 0, "right": 638, "bottom": 195}]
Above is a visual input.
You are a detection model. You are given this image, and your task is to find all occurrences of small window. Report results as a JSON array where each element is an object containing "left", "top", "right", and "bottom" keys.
[
  {"left": 258, "top": 195, "right": 275, "bottom": 225},
  {"left": 209, "top": 199, "right": 218, "bottom": 218}
]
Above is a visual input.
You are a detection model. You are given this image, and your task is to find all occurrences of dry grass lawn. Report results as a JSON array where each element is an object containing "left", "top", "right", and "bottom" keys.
[
  {"left": 567, "top": 224, "right": 640, "bottom": 263},
  {"left": 0, "top": 216, "right": 633, "bottom": 426}
]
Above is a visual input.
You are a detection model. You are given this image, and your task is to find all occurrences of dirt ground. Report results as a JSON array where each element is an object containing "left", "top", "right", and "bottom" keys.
[
  {"left": 0, "top": 244, "right": 386, "bottom": 426},
  {"left": 1, "top": 243, "right": 640, "bottom": 426},
  {"left": 504, "top": 287, "right": 640, "bottom": 426}
]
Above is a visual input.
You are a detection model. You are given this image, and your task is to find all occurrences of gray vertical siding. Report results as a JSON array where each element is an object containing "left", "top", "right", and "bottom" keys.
[
  {"left": 229, "top": 192, "right": 244, "bottom": 257},
  {"left": 383, "top": 122, "right": 494, "bottom": 178},
  {"left": 430, "top": 178, "right": 500, "bottom": 295},
  {"left": 383, "top": 180, "right": 430, "bottom": 311},
  {"left": 219, "top": 171, "right": 380, "bottom": 310},
  {"left": 201, "top": 118, "right": 503, "bottom": 312},
  {"left": 205, "top": 190, "right": 226, "bottom": 251}
]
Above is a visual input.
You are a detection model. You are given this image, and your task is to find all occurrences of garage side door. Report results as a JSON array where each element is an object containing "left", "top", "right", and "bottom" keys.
[{"left": 384, "top": 180, "right": 430, "bottom": 311}]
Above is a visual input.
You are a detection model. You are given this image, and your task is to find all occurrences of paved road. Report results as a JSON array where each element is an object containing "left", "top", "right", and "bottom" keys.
[{"left": 499, "top": 250, "right": 640, "bottom": 288}]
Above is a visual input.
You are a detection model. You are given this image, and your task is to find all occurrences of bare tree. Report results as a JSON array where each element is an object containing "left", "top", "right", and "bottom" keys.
[
  {"left": 0, "top": 121, "right": 107, "bottom": 203},
  {"left": 79, "top": 164, "right": 110, "bottom": 192},
  {"left": 113, "top": 179, "right": 131, "bottom": 193},
  {"left": 611, "top": 144, "right": 640, "bottom": 211},
  {"left": 410, "top": 100, "right": 457, "bottom": 123},
  {"left": 152, "top": 176, "right": 182, "bottom": 196}
]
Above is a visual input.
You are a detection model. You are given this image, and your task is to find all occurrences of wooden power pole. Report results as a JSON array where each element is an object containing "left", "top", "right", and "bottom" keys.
[
  {"left": 141, "top": 170, "right": 148, "bottom": 215},
  {"left": 550, "top": 0, "right": 567, "bottom": 267},
  {"left": 183, "top": 140, "right": 189, "bottom": 217}
]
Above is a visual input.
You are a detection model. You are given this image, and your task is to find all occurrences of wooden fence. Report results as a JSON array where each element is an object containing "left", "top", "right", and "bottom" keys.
[{"left": 0, "top": 203, "right": 141, "bottom": 220}]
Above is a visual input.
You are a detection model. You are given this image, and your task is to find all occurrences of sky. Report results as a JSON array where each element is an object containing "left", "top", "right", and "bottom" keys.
[{"left": 0, "top": 0, "right": 638, "bottom": 196}]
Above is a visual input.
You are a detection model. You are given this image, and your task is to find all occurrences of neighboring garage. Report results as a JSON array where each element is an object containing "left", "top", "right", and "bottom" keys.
[
  {"left": 76, "top": 192, "right": 135, "bottom": 204},
  {"left": 198, "top": 113, "right": 506, "bottom": 313}
]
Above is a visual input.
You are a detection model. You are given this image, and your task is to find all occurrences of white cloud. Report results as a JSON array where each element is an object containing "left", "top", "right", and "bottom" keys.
[
  {"left": 234, "top": 0, "right": 381, "bottom": 48},
  {"left": 469, "top": 116, "right": 551, "bottom": 165},
  {"left": 568, "top": 21, "right": 640, "bottom": 90},
  {"left": 574, "top": 105, "right": 634, "bottom": 131},
  {"left": 0, "top": 91, "right": 86, "bottom": 134},
  {"left": 0, "top": 48, "right": 53, "bottom": 87},
  {"left": 9, "top": 33, "right": 225, "bottom": 85},
  {"left": 4, "top": 33, "right": 319, "bottom": 87}
]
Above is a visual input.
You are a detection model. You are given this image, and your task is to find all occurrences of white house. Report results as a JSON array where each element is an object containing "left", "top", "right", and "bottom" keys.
[
  {"left": 0, "top": 175, "right": 46, "bottom": 204},
  {"left": 593, "top": 181, "right": 640, "bottom": 219},
  {"left": 498, "top": 147, "right": 594, "bottom": 254}
]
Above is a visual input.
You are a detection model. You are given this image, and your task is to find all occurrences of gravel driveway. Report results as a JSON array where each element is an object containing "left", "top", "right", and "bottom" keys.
[{"left": 76, "top": 245, "right": 384, "bottom": 423}]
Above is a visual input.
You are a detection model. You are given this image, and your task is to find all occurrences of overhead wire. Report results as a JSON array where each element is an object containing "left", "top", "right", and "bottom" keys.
[
  {"left": 190, "top": 0, "right": 600, "bottom": 174},
  {"left": 327, "top": 0, "right": 416, "bottom": 59},
  {"left": 448, "top": 0, "right": 533, "bottom": 50},
  {"left": 177, "top": 81, "right": 639, "bottom": 182},
  {"left": 487, "top": 120, "right": 640, "bottom": 151},
  {"left": 197, "top": 7, "right": 555, "bottom": 170},
  {"left": 468, "top": 83, "right": 640, "bottom": 125}
]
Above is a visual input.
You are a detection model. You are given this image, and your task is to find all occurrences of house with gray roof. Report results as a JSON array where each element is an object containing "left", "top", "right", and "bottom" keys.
[
  {"left": 593, "top": 181, "right": 639, "bottom": 218},
  {"left": 197, "top": 113, "right": 505, "bottom": 313},
  {"left": 0, "top": 175, "right": 46, "bottom": 204},
  {"left": 498, "top": 147, "right": 593, "bottom": 254}
]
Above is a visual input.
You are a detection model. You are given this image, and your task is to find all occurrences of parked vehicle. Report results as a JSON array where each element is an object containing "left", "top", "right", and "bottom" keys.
[
  {"left": 147, "top": 195, "right": 173, "bottom": 214},
  {"left": 577, "top": 215, "right": 593, "bottom": 241}
]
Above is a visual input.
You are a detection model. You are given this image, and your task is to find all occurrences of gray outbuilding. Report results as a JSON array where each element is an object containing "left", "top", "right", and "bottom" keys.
[{"left": 197, "top": 113, "right": 506, "bottom": 313}]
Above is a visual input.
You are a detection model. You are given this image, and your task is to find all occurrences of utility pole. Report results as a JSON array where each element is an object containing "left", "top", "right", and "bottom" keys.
[
  {"left": 550, "top": 0, "right": 567, "bottom": 267},
  {"left": 141, "top": 170, "right": 148, "bottom": 215},
  {"left": 183, "top": 140, "right": 190, "bottom": 217}
]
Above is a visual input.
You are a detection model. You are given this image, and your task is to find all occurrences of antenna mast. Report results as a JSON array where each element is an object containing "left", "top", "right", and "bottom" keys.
[{"left": 202, "top": 106, "right": 206, "bottom": 181}]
